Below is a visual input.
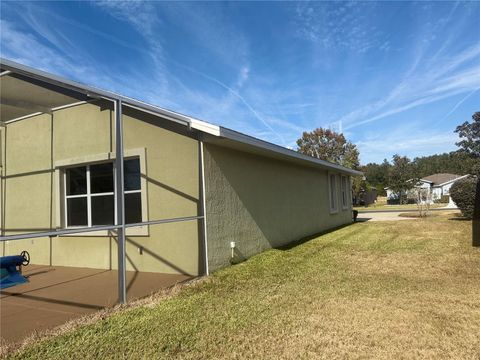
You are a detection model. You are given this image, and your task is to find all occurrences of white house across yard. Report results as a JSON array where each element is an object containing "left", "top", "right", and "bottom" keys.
[{"left": 386, "top": 173, "right": 469, "bottom": 206}]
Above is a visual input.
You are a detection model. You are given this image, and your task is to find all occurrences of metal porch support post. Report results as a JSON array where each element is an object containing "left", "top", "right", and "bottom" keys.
[
  {"left": 199, "top": 140, "right": 209, "bottom": 276},
  {"left": 115, "top": 99, "right": 127, "bottom": 304}
]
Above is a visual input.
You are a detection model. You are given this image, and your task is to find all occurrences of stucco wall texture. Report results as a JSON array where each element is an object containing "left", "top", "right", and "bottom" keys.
[
  {"left": 1, "top": 102, "right": 203, "bottom": 275},
  {"left": 203, "top": 144, "right": 352, "bottom": 272},
  {"left": 1, "top": 101, "right": 353, "bottom": 277}
]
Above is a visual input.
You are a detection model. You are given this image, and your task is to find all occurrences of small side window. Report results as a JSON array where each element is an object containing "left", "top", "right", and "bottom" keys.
[
  {"left": 341, "top": 176, "right": 348, "bottom": 210},
  {"left": 329, "top": 174, "right": 337, "bottom": 213}
]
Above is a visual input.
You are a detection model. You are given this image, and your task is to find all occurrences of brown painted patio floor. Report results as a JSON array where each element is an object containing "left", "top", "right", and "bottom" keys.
[{"left": 0, "top": 265, "right": 192, "bottom": 344}]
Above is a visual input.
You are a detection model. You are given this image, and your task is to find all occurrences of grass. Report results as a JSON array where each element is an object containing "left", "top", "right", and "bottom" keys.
[
  {"left": 354, "top": 203, "right": 446, "bottom": 212},
  {"left": 4, "top": 212, "right": 480, "bottom": 359}
]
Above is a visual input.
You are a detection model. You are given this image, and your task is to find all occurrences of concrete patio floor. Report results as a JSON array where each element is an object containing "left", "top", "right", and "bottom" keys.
[{"left": 0, "top": 265, "right": 192, "bottom": 344}]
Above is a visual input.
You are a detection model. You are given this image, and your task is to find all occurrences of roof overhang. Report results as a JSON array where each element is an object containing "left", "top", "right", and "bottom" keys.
[
  {"left": 0, "top": 58, "right": 362, "bottom": 177},
  {"left": 0, "top": 58, "right": 191, "bottom": 127},
  {"left": 436, "top": 174, "right": 470, "bottom": 187}
]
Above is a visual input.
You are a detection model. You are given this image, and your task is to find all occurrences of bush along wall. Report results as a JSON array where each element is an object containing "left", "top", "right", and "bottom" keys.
[
  {"left": 434, "top": 195, "right": 450, "bottom": 204},
  {"left": 450, "top": 177, "right": 478, "bottom": 219}
]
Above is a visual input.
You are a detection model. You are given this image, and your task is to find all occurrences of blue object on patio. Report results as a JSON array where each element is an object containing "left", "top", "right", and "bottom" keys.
[{"left": 0, "top": 251, "right": 30, "bottom": 289}]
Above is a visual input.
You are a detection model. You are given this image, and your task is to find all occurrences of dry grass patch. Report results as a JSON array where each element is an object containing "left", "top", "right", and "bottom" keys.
[{"left": 4, "top": 213, "right": 480, "bottom": 359}]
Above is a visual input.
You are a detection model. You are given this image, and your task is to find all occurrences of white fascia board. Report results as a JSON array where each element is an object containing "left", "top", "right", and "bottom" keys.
[
  {"left": 219, "top": 127, "right": 363, "bottom": 176},
  {"left": 190, "top": 118, "right": 221, "bottom": 136}
]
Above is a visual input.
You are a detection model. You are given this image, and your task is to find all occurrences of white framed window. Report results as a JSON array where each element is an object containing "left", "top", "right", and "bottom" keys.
[
  {"left": 341, "top": 176, "right": 349, "bottom": 210},
  {"left": 64, "top": 158, "right": 142, "bottom": 228},
  {"left": 329, "top": 173, "right": 338, "bottom": 213}
]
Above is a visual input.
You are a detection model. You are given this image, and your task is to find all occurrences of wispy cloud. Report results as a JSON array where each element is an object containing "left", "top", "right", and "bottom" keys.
[
  {"left": 295, "top": 1, "right": 386, "bottom": 53},
  {"left": 87, "top": 1, "right": 296, "bottom": 143},
  {"left": 437, "top": 87, "right": 480, "bottom": 124},
  {"left": 0, "top": 19, "right": 108, "bottom": 85},
  {"left": 340, "top": 43, "right": 480, "bottom": 130},
  {"left": 159, "top": 2, "right": 250, "bottom": 69},
  {"left": 1, "top": 1, "right": 478, "bottom": 163},
  {"left": 94, "top": 1, "right": 160, "bottom": 36}
]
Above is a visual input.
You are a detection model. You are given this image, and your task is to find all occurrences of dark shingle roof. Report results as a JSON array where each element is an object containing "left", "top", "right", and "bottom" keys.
[{"left": 421, "top": 173, "right": 463, "bottom": 186}]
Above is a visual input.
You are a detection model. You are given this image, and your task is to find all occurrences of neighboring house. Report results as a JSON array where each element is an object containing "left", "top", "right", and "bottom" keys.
[
  {"left": 0, "top": 59, "right": 361, "bottom": 278},
  {"left": 386, "top": 173, "right": 469, "bottom": 205}
]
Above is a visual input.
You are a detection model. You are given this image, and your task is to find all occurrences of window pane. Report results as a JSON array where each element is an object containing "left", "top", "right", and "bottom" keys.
[
  {"left": 67, "top": 197, "right": 88, "bottom": 226},
  {"left": 91, "top": 195, "right": 114, "bottom": 225},
  {"left": 330, "top": 175, "right": 336, "bottom": 209},
  {"left": 124, "top": 158, "right": 141, "bottom": 191},
  {"left": 125, "top": 192, "right": 142, "bottom": 224},
  {"left": 90, "top": 163, "right": 114, "bottom": 193},
  {"left": 66, "top": 167, "right": 87, "bottom": 195}
]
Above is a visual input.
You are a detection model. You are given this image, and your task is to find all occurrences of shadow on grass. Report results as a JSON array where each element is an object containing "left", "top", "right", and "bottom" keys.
[{"left": 277, "top": 223, "right": 354, "bottom": 251}]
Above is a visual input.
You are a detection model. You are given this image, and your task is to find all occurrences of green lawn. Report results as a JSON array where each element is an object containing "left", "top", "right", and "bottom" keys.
[
  {"left": 5, "top": 212, "right": 480, "bottom": 359},
  {"left": 354, "top": 203, "right": 446, "bottom": 211}
]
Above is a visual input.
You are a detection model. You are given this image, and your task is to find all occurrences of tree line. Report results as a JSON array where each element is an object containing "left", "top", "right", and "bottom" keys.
[
  {"left": 296, "top": 112, "right": 479, "bottom": 197},
  {"left": 362, "top": 151, "right": 477, "bottom": 195}
]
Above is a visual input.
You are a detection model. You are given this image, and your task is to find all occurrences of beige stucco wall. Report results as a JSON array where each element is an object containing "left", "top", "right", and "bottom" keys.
[
  {"left": 1, "top": 102, "right": 202, "bottom": 275},
  {"left": 203, "top": 144, "right": 352, "bottom": 272}
]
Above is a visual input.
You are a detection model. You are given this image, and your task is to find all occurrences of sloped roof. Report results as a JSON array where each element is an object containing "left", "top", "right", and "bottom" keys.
[
  {"left": 421, "top": 173, "right": 463, "bottom": 186},
  {"left": 0, "top": 58, "right": 363, "bottom": 177}
]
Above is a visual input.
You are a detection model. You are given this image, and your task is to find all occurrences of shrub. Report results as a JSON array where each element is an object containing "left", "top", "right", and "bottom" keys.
[
  {"left": 450, "top": 177, "right": 478, "bottom": 219},
  {"left": 434, "top": 195, "right": 450, "bottom": 204}
]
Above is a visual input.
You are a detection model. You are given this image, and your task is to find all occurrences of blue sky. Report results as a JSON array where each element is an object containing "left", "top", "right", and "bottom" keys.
[{"left": 1, "top": 1, "right": 479, "bottom": 164}]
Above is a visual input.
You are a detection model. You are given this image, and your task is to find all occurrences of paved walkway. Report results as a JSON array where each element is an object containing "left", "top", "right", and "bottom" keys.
[
  {"left": 357, "top": 209, "right": 460, "bottom": 222},
  {"left": 1, "top": 265, "right": 191, "bottom": 344},
  {"left": 358, "top": 207, "right": 457, "bottom": 214},
  {"left": 357, "top": 211, "right": 416, "bottom": 222}
]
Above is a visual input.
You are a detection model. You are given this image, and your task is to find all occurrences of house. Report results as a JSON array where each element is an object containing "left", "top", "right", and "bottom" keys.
[
  {"left": 386, "top": 173, "right": 469, "bottom": 205},
  {"left": 0, "top": 59, "right": 361, "bottom": 299}
]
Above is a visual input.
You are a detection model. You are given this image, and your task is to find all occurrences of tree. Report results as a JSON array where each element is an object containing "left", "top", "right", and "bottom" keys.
[
  {"left": 296, "top": 128, "right": 360, "bottom": 169},
  {"left": 362, "top": 159, "right": 391, "bottom": 195},
  {"left": 455, "top": 111, "right": 480, "bottom": 158},
  {"left": 412, "top": 151, "right": 477, "bottom": 177},
  {"left": 388, "top": 154, "right": 416, "bottom": 204},
  {"left": 411, "top": 187, "right": 432, "bottom": 217},
  {"left": 450, "top": 176, "right": 477, "bottom": 219}
]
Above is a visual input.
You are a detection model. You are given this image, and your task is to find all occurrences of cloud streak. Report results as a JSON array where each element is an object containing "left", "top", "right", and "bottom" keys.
[
  {"left": 1, "top": 1, "right": 478, "bottom": 163},
  {"left": 340, "top": 43, "right": 480, "bottom": 130}
]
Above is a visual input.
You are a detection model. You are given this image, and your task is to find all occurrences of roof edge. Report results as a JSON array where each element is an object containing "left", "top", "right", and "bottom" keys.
[
  {"left": 0, "top": 58, "right": 192, "bottom": 127},
  {"left": 1, "top": 57, "right": 363, "bottom": 177},
  {"left": 435, "top": 174, "right": 470, "bottom": 187},
  {"left": 220, "top": 127, "right": 363, "bottom": 176}
]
